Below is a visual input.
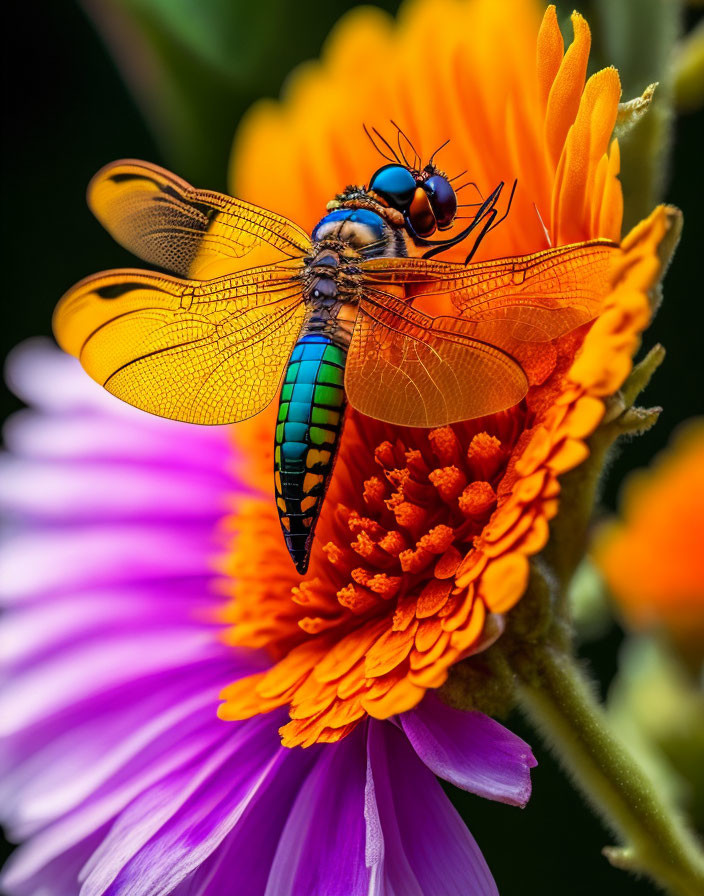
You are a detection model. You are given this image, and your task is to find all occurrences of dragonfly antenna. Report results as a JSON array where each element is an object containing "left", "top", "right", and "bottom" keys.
[
  {"left": 428, "top": 138, "right": 450, "bottom": 168},
  {"left": 390, "top": 120, "right": 420, "bottom": 171},
  {"left": 364, "top": 124, "right": 401, "bottom": 165}
]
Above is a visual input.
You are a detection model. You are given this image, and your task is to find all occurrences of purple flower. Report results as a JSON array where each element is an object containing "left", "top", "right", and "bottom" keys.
[{"left": 1, "top": 340, "right": 536, "bottom": 895}]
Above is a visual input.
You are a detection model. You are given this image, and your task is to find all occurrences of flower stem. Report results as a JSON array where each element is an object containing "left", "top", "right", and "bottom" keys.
[{"left": 516, "top": 645, "right": 704, "bottom": 896}]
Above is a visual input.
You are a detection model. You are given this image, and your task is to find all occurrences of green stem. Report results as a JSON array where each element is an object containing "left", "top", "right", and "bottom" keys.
[{"left": 517, "top": 645, "right": 704, "bottom": 896}]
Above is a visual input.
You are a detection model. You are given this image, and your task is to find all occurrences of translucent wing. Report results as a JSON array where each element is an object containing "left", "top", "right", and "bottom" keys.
[
  {"left": 345, "top": 290, "right": 528, "bottom": 427},
  {"left": 361, "top": 240, "right": 617, "bottom": 352},
  {"left": 87, "top": 160, "right": 313, "bottom": 277},
  {"left": 53, "top": 261, "right": 306, "bottom": 424}
]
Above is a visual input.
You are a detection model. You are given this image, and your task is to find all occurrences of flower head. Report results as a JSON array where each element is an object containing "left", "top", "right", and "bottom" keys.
[
  {"left": 0, "top": 342, "right": 535, "bottom": 895},
  {"left": 594, "top": 420, "right": 704, "bottom": 652},
  {"left": 218, "top": 0, "right": 678, "bottom": 747}
]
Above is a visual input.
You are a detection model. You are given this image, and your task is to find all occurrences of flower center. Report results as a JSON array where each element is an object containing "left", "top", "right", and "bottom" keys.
[{"left": 219, "top": 407, "right": 526, "bottom": 746}]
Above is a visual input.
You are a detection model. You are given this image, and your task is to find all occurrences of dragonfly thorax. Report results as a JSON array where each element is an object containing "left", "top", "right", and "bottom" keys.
[
  {"left": 303, "top": 205, "right": 408, "bottom": 345},
  {"left": 301, "top": 248, "right": 357, "bottom": 349}
]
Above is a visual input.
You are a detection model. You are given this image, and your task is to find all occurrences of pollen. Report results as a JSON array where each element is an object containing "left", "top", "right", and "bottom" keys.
[
  {"left": 459, "top": 481, "right": 498, "bottom": 519},
  {"left": 392, "top": 501, "right": 428, "bottom": 534},
  {"left": 467, "top": 433, "right": 505, "bottom": 481},
  {"left": 363, "top": 476, "right": 387, "bottom": 511},
  {"left": 429, "top": 465, "right": 467, "bottom": 503}
]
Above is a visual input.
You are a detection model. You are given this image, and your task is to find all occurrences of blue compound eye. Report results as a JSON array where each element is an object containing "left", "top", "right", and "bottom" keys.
[{"left": 369, "top": 164, "right": 417, "bottom": 211}]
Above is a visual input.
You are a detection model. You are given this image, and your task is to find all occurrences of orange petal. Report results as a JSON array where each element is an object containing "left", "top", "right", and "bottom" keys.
[
  {"left": 314, "top": 618, "right": 388, "bottom": 683},
  {"left": 536, "top": 5, "right": 563, "bottom": 111},
  {"left": 544, "top": 12, "right": 591, "bottom": 171},
  {"left": 361, "top": 677, "right": 425, "bottom": 719},
  {"left": 364, "top": 621, "right": 419, "bottom": 678},
  {"left": 478, "top": 552, "right": 530, "bottom": 614},
  {"left": 416, "top": 579, "right": 453, "bottom": 618}
]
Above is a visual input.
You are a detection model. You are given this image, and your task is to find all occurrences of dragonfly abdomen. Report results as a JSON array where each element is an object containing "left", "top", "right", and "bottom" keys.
[{"left": 275, "top": 332, "right": 347, "bottom": 574}]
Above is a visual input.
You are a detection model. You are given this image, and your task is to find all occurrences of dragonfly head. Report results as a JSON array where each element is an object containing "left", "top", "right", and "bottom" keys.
[{"left": 368, "top": 163, "right": 458, "bottom": 240}]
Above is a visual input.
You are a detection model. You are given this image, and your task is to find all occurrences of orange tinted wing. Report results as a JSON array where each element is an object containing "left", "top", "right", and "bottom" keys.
[
  {"left": 88, "top": 160, "right": 313, "bottom": 277},
  {"left": 53, "top": 261, "right": 306, "bottom": 424},
  {"left": 345, "top": 290, "right": 528, "bottom": 428},
  {"left": 361, "top": 240, "right": 617, "bottom": 347}
]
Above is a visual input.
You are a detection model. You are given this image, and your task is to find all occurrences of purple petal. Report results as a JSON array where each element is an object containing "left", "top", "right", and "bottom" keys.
[
  {"left": 1, "top": 581, "right": 219, "bottom": 668},
  {"left": 0, "top": 673, "right": 224, "bottom": 836},
  {"left": 0, "top": 628, "right": 221, "bottom": 736},
  {"left": 4, "top": 338, "right": 112, "bottom": 413},
  {"left": 3, "top": 340, "right": 234, "bottom": 465},
  {"left": 0, "top": 457, "right": 232, "bottom": 522},
  {"left": 0, "top": 659, "right": 255, "bottom": 878},
  {"left": 400, "top": 695, "right": 536, "bottom": 807},
  {"left": 3, "top": 408, "right": 232, "bottom": 468},
  {"left": 1, "top": 721, "right": 229, "bottom": 888},
  {"left": 0, "top": 523, "right": 215, "bottom": 602},
  {"left": 265, "top": 726, "right": 370, "bottom": 896},
  {"left": 168, "top": 739, "right": 318, "bottom": 896},
  {"left": 79, "top": 712, "right": 294, "bottom": 896},
  {"left": 367, "top": 721, "right": 499, "bottom": 896},
  {"left": 1, "top": 825, "right": 109, "bottom": 896}
]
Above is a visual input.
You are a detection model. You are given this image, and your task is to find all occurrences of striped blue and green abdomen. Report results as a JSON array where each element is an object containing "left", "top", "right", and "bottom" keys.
[{"left": 275, "top": 333, "right": 347, "bottom": 573}]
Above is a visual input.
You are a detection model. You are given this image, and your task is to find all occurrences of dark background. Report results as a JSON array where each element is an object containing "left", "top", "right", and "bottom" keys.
[{"left": 1, "top": 1, "right": 702, "bottom": 893}]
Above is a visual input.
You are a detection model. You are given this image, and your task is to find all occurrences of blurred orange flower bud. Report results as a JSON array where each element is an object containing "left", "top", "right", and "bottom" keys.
[{"left": 594, "top": 421, "right": 704, "bottom": 658}]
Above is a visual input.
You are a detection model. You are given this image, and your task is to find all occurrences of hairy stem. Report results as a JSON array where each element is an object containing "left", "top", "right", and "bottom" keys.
[{"left": 517, "top": 645, "right": 704, "bottom": 896}]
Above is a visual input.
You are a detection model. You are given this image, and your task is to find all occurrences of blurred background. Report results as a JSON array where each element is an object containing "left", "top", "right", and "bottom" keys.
[{"left": 1, "top": 1, "right": 702, "bottom": 892}]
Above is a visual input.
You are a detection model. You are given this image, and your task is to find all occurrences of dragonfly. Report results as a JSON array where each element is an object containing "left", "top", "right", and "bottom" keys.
[{"left": 54, "top": 132, "right": 617, "bottom": 574}]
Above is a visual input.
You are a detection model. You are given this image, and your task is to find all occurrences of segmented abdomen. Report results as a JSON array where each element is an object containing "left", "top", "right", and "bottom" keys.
[{"left": 275, "top": 333, "right": 347, "bottom": 573}]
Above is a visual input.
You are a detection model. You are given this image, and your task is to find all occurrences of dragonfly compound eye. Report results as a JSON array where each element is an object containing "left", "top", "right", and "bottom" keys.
[
  {"left": 369, "top": 164, "right": 417, "bottom": 211},
  {"left": 423, "top": 174, "right": 457, "bottom": 230}
]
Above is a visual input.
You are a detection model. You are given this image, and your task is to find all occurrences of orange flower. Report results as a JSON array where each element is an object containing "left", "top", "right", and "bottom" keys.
[
  {"left": 594, "top": 421, "right": 704, "bottom": 648},
  {"left": 217, "top": 0, "right": 679, "bottom": 747}
]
